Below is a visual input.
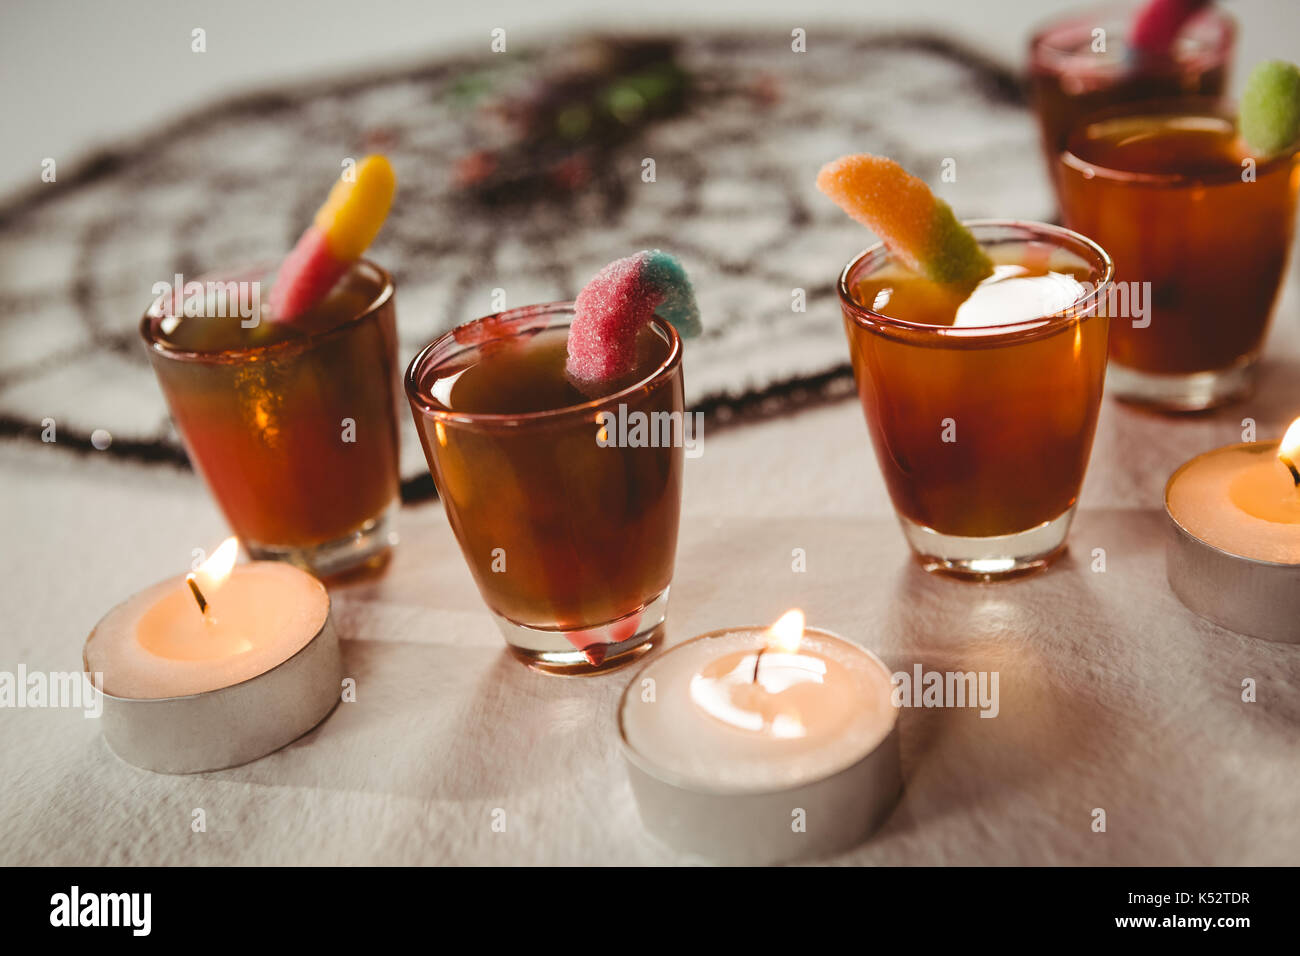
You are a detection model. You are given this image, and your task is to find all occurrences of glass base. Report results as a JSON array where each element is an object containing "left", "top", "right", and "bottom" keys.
[
  {"left": 244, "top": 501, "right": 399, "bottom": 580},
  {"left": 495, "top": 587, "right": 668, "bottom": 675},
  {"left": 899, "top": 507, "right": 1075, "bottom": 581},
  {"left": 1107, "top": 356, "right": 1257, "bottom": 412}
]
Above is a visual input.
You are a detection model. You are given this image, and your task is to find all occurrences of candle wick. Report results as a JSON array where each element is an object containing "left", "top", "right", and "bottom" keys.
[
  {"left": 1281, "top": 452, "right": 1300, "bottom": 488},
  {"left": 185, "top": 573, "right": 209, "bottom": 615},
  {"left": 752, "top": 647, "right": 766, "bottom": 684}
]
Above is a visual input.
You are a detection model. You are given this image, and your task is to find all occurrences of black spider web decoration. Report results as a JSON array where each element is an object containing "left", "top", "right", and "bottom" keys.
[{"left": 0, "top": 30, "right": 1046, "bottom": 502}]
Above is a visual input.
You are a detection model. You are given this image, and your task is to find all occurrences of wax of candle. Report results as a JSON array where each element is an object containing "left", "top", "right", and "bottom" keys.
[
  {"left": 85, "top": 561, "right": 329, "bottom": 699},
  {"left": 622, "top": 623, "right": 896, "bottom": 792},
  {"left": 1167, "top": 436, "right": 1300, "bottom": 564},
  {"left": 1228, "top": 459, "right": 1300, "bottom": 525}
]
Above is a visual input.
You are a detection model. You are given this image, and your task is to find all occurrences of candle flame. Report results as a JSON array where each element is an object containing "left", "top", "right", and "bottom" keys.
[
  {"left": 196, "top": 537, "right": 239, "bottom": 589},
  {"left": 766, "top": 609, "right": 805, "bottom": 655},
  {"left": 1280, "top": 417, "right": 1300, "bottom": 473},
  {"left": 771, "top": 712, "right": 806, "bottom": 740}
]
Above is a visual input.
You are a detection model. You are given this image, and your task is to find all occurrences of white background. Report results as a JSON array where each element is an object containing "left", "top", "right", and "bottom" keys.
[{"left": 3, "top": 0, "right": 1299, "bottom": 197}]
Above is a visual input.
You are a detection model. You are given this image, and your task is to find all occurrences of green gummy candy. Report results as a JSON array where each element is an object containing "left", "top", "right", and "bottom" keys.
[
  {"left": 924, "top": 200, "right": 993, "bottom": 290},
  {"left": 1241, "top": 60, "right": 1300, "bottom": 156},
  {"left": 643, "top": 249, "right": 702, "bottom": 339}
]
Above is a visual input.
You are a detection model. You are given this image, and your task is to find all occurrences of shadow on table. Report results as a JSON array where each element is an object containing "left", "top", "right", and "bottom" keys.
[
  {"left": 870, "top": 507, "right": 1180, "bottom": 862},
  {"left": 1088, "top": 354, "right": 1300, "bottom": 508}
]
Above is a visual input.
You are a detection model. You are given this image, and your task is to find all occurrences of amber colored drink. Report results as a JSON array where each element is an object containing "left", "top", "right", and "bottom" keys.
[
  {"left": 1059, "top": 101, "right": 1300, "bottom": 409},
  {"left": 406, "top": 304, "right": 684, "bottom": 672},
  {"left": 141, "top": 261, "right": 402, "bottom": 576},
  {"left": 839, "top": 221, "right": 1113, "bottom": 579},
  {"left": 1028, "top": 4, "right": 1233, "bottom": 184}
]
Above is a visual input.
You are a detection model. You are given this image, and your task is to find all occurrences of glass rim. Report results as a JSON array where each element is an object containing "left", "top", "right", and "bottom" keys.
[
  {"left": 1059, "top": 96, "right": 1300, "bottom": 187},
  {"left": 837, "top": 219, "right": 1115, "bottom": 343},
  {"left": 404, "top": 301, "right": 683, "bottom": 426},
  {"left": 1028, "top": 2, "right": 1235, "bottom": 73},
  {"left": 138, "top": 258, "right": 395, "bottom": 365}
]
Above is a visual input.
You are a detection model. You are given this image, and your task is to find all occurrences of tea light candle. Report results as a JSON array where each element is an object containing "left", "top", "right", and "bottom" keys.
[
  {"left": 618, "top": 611, "right": 900, "bottom": 864},
  {"left": 83, "top": 539, "right": 343, "bottom": 773},
  {"left": 1164, "top": 419, "right": 1300, "bottom": 643}
]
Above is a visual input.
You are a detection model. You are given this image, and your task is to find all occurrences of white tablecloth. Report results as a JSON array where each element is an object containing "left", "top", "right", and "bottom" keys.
[{"left": 4, "top": 256, "right": 1299, "bottom": 862}]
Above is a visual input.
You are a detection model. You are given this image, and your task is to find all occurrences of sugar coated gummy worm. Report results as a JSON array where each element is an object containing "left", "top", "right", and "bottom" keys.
[
  {"left": 268, "top": 155, "right": 397, "bottom": 322},
  {"left": 566, "top": 249, "right": 700, "bottom": 384},
  {"left": 816, "top": 153, "right": 992, "bottom": 293}
]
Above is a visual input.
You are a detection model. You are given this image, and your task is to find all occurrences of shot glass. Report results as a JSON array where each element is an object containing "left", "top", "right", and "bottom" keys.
[
  {"left": 1059, "top": 98, "right": 1300, "bottom": 410},
  {"left": 141, "top": 260, "right": 402, "bottom": 577},
  {"left": 405, "top": 303, "right": 685, "bottom": 673},
  {"left": 1028, "top": 2, "right": 1234, "bottom": 187},
  {"left": 838, "top": 220, "right": 1114, "bottom": 580}
]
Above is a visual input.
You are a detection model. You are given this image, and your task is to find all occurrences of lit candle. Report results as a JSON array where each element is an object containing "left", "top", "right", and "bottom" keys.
[
  {"left": 83, "top": 539, "right": 342, "bottom": 772},
  {"left": 619, "top": 611, "right": 900, "bottom": 864},
  {"left": 1164, "top": 418, "right": 1300, "bottom": 643}
]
